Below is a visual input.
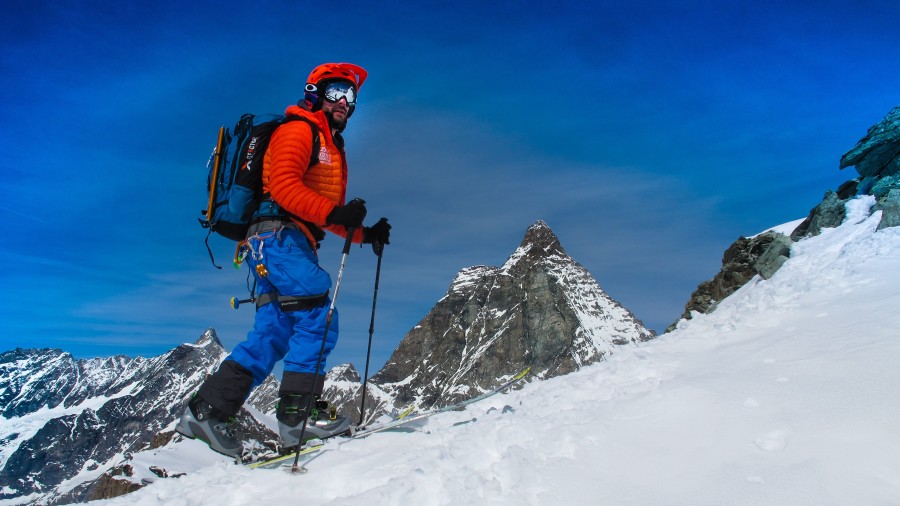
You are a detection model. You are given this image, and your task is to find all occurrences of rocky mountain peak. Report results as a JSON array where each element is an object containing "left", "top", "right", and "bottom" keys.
[
  {"left": 193, "top": 328, "right": 223, "bottom": 349},
  {"left": 368, "top": 220, "right": 654, "bottom": 416},
  {"left": 502, "top": 220, "right": 567, "bottom": 274},
  {"left": 521, "top": 220, "right": 562, "bottom": 249},
  {"left": 328, "top": 363, "right": 362, "bottom": 383}
]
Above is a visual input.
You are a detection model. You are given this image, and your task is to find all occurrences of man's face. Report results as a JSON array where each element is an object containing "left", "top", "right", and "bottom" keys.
[
  {"left": 321, "top": 80, "right": 356, "bottom": 131},
  {"left": 322, "top": 98, "right": 350, "bottom": 131}
]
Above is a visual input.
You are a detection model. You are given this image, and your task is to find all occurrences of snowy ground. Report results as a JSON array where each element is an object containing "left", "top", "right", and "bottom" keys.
[{"left": 97, "top": 197, "right": 900, "bottom": 506}]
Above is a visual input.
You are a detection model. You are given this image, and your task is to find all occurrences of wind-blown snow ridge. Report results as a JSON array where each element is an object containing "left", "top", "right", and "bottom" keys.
[{"left": 98, "top": 196, "right": 900, "bottom": 505}]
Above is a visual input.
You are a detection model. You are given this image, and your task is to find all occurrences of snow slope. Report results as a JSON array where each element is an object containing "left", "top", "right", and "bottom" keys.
[{"left": 98, "top": 196, "right": 900, "bottom": 506}]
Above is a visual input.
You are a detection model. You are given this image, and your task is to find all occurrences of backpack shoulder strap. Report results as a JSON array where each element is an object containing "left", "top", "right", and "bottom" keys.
[{"left": 282, "top": 115, "right": 321, "bottom": 169}]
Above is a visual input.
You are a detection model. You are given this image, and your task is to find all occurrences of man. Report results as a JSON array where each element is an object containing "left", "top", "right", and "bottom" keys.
[{"left": 176, "top": 62, "right": 391, "bottom": 458}]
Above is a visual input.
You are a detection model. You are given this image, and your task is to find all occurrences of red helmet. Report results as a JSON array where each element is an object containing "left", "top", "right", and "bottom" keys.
[{"left": 307, "top": 63, "right": 367, "bottom": 89}]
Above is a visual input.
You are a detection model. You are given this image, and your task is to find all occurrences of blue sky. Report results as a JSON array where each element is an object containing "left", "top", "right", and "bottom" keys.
[{"left": 2, "top": 0, "right": 898, "bottom": 376}]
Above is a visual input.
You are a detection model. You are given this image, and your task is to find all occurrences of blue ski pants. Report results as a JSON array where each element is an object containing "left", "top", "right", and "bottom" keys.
[{"left": 226, "top": 226, "right": 338, "bottom": 394}]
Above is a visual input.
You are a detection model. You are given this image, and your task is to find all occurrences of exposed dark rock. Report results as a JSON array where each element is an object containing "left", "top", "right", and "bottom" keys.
[
  {"left": 790, "top": 190, "right": 847, "bottom": 240},
  {"left": 876, "top": 189, "right": 900, "bottom": 230},
  {"left": 147, "top": 431, "right": 176, "bottom": 451},
  {"left": 754, "top": 233, "right": 793, "bottom": 280},
  {"left": 836, "top": 179, "right": 859, "bottom": 199},
  {"left": 53, "top": 473, "right": 143, "bottom": 505},
  {"left": 148, "top": 466, "right": 184, "bottom": 478},
  {"left": 796, "top": 106, "right": 900, "bottom": 233},
  {"left": 840, "top": 106, "right": 900, "bottom": 178},
  {"left": 871, "top": 173, "right": 900, "bottom": 200},
  {"left": 667, "top": 232, "right": 788, "bottom": 331},
  {"left": 837, "top": 105, "right": 900, "bottom": 231}
]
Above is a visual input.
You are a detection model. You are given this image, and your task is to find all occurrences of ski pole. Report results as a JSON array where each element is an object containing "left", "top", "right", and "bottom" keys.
[
  {"left": 358, "top": 241, "right": 384, "bottom": 427},
  {"left": 291, "top": 226, "right": 356, "bottom": 474}
]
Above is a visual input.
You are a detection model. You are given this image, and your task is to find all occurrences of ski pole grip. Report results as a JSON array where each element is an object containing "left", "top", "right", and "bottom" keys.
[{"left": 343, "top": 227, "right": 356, "bottom": 255}]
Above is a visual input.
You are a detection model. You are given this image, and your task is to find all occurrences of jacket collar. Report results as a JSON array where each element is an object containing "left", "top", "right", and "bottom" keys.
[{"left": 284, "top": 105, "right": 333, "bottom": 145}]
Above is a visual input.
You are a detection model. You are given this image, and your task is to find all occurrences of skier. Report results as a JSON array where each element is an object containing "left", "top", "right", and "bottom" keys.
[{"left": 177, "top": 62, "right": 391, "bottom": 458}]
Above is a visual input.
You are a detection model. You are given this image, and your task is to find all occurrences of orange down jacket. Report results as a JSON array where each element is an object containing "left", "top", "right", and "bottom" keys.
[{"left": 263, "top": 104, "right": 363, "bottom": 247}]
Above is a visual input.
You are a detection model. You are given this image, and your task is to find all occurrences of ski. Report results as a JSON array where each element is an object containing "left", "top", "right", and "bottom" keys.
[
  {"left": 352, "top": 367, "right": 532, "bottom": 439},
  {"left": 246, "top": 367, "right": 531, "bottom": 470},
  {"left": 245, "top": 441, "right": 325, "bottom": 470}
]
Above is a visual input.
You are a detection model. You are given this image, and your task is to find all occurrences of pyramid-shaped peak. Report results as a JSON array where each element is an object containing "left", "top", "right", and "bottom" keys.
[
  {"left": 328, "top": 363, "right": 361, "bottom": 383},
  {"left": 519, "top": 220, "right": 565, "bottom": 253},
  {"left": 195, "top": 328, "right": 224, "bottom": 349},
  {"left": 502, "top": 221, "right": 569, "bottom": 273}
]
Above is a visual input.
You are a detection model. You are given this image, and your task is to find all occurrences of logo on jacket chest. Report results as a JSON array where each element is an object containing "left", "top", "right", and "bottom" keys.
[{"left": 318, "top": 146, "right": 332, "bottom": 164}]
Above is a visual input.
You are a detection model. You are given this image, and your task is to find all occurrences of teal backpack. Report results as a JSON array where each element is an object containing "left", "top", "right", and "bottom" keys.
[{"left": 200, "top": 113, "right": 319, "bottom": 266}]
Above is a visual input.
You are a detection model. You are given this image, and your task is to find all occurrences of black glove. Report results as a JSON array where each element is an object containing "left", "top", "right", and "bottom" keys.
[
  {"left": 326, "top": 199, "right": 367, "bottom": 228},
  {"left": 363, "top": 218, "right": 391, "bottom": 256}
]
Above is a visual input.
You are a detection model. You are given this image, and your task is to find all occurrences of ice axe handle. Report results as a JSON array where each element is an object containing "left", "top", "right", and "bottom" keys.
[{"left": 230, "top": 296, "right": 254, "bottom": 309}]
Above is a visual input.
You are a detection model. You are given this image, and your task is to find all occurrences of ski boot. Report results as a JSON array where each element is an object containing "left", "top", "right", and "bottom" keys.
[
  {"left": 277, "top": 393, "right": 352, "bottom": 448},
  {"left": 175, "top": 395, "right": 243, "bottom": 458}
]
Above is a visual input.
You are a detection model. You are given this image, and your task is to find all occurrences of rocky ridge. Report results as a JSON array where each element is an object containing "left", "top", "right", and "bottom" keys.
[{"left": 669, "top": 106, "right": 900, "bottom": 330}]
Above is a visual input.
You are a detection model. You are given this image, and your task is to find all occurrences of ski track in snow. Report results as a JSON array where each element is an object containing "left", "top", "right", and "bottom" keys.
[{"left": 97, "top": 197, "right": 900, "bottom": 505}]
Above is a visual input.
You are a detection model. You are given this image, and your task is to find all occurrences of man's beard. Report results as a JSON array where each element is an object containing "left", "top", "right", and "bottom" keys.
[{"left": 326, "top": 110, "right": 347, "bottom": 132}]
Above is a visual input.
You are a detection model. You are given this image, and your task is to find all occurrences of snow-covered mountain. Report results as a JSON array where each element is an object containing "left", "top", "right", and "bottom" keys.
[
  {"left": 93, "top": 195, "right": 900, "bottom": 506},
  {"left": 311, "top": 220, "right": 654, "bottom": 427},
  {"left": 0, "top": 330, "right": 280, "bottom": 504},
  {"left": 367, "top": 220, "right": 653, "bottom": 417}
]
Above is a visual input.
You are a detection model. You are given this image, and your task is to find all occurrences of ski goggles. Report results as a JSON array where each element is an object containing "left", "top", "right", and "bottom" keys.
[{"left": 322, "top": 81, "right": 357, "bottom": 106}]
